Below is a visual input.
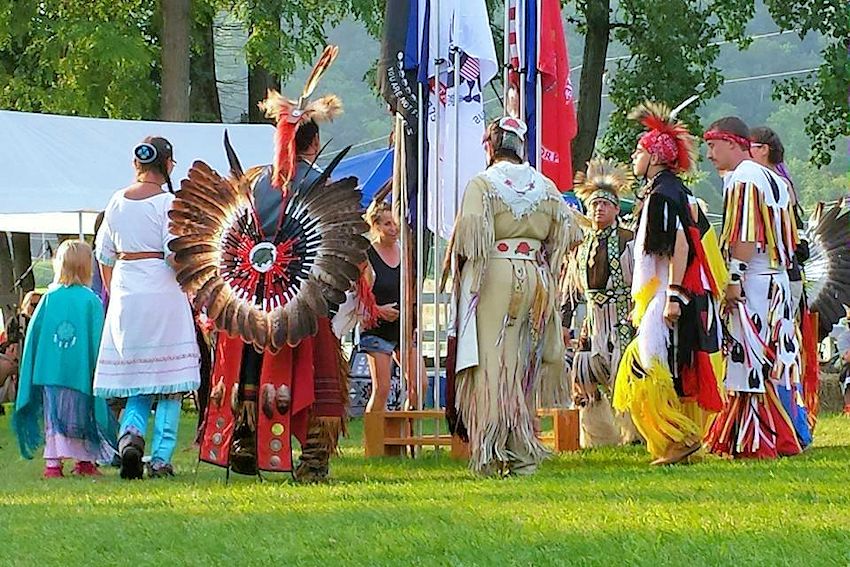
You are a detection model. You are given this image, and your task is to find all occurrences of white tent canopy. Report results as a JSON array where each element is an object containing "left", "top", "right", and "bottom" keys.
[{"left": 0, "top": 110, "right": 275, "bottom": 234}]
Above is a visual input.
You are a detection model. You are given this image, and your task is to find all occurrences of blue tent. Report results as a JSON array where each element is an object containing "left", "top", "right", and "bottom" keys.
[{"left": 332, "top": 147, "right": 394, "bottom": 207}]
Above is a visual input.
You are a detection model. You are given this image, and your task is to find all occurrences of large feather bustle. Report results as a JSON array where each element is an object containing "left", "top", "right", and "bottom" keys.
[
  {"left": 803, "top": 201, "right": 850, "bottom": 338},
  {"left": 170, "top": 136, "right": 368, "bottom": 353},
  {"left": 573, "top": 157, "right": 635, "bottom": 204},
  {"left": 628, "top": 101, "right": 698, "bottom": 174}
]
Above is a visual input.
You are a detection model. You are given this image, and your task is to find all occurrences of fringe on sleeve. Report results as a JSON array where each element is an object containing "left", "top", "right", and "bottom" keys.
[
  {"left": 544, "top": 189, "right": 584, "bottom": 285},
  {"left": 719, "top": 179, "right": 798, "bottom": 268},
  {"left": 450, "top": 176, "right": 495, "bottom": 294}
]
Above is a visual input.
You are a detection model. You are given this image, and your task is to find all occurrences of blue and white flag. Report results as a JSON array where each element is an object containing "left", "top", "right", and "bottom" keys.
[{"left": 423, "top": 0, "right": 497, "bottom": 239}]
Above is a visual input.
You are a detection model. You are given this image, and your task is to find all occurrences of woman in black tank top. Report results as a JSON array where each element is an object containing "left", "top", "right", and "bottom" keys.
[{"left": 361, "top": 202, "right": 402, "bottom": 413}]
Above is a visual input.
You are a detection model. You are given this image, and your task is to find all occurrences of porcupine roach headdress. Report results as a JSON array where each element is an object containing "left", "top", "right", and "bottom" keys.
[
  {"left": 628, "top": 99, "right": 699, "bottom": 175},
  {"left": 573, "top": 158, "right": 635, "bottom": 206},
  {"left": 167, "top": 46, "right": 369, "bottom": 353},
  {"left": 258, "top": 45, "right": 343, "bottom": 192}
]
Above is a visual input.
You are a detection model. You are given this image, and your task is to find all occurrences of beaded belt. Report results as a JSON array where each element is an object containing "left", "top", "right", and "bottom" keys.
[
  {"left": 585, "top": 288, "right": 630, "bottom": 306},
  {"left": 490, "top": 238, "right": 543, "bottom": 260}
]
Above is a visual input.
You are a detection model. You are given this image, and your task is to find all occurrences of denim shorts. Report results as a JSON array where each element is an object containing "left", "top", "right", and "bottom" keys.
[{"left": 359, "top": 334, "right": 398, "bottom": 355}]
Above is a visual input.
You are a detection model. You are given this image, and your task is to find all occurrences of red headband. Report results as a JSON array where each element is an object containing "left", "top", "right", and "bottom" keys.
[{"left": 703, "top": 130, "right": 751, "bottom": 150}]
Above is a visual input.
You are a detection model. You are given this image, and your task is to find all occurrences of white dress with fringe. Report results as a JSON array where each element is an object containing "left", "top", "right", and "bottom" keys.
[
  {"left": 450, "top": 161, "right": 580, "bottom": 474},
  {"left": 93, "top": 190, "right": 200, "bottom": 398}
]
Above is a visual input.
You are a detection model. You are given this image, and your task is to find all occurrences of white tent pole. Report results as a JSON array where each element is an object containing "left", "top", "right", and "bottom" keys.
[{"left": 78, "top": 211, "right": 83, "bottom": 240}]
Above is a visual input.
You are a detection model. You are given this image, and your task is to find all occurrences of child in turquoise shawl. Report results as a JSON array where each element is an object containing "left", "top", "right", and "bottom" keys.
[{"left": 13, "top": 240, "right": 115, "bottom": 477}]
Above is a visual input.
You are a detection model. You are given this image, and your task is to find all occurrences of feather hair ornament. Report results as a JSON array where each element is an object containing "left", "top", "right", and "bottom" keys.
[
  {"left": 628, "top": 99, "right": 699, "bottom": 174},
  {"left": 258, "top": 45, "right": 343, "bottom": 191},
  {"left": 573, "top": 157, "right": 635, "bottom": 206}
]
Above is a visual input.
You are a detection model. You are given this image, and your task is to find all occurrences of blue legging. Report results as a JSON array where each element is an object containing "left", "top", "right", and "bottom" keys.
[{"left": 120, "top": 395, "right": 182, "bottom": 466}]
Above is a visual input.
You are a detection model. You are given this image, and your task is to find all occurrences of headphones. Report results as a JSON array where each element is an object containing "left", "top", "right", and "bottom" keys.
[{"left": 134, "top": 143, "right": 158, "bottom": 164}]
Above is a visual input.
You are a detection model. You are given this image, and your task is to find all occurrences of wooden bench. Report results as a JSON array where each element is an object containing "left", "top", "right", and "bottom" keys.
[
  {"left": 363, "top": 410, "right": 469, "bottom": 458},
  {"left": 536, "top": 408, "right": 580, "bottom": 452},
  {"left": 363, "top": 407, "right": 579, "bottom": 458}
]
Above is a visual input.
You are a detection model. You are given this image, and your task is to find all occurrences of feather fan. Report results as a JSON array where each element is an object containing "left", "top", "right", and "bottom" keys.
[{"left": 803, "top": 201, "right": 850, "bottom": 339}]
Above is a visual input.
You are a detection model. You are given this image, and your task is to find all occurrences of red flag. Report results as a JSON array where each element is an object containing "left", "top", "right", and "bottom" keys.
[{"left": 538, "top": 0, "right": 577, "bottom": 191}]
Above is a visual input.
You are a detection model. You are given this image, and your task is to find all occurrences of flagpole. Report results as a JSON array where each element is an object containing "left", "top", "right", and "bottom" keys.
[
  {"left": 518, "top": 0, "right": 526, "bottom": 129},
  {"left": 447, "top": 27, "right": 463, "bottom": 422},
  {"left": 396, "top": 112, "right": 410, "bottom": 410},
  {"left": 535, "top": 0, "right": 542, "bottom": 169},
  {"left": 503, "top": 0, "right": 510, "bottom": 104},
  {"left": 417, "top": 80, "right": 425, "bottom": 412},
  {"left": 431, "top": 0, "right": 443, "bottom": 413}
]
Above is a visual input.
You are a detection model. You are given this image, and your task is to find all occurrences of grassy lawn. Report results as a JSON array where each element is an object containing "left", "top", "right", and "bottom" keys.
[{"left": 1, "top": 412, "right": 849, "bottom": 566}]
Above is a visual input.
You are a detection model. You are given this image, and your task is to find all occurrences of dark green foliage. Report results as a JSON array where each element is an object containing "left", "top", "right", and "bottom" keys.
[{"left": 766, "top": 0, "right": 850, "bottom": 167}]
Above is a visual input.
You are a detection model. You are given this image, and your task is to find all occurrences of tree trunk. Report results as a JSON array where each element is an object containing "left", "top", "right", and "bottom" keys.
[
  {"left": 247, "top": 16, "right": 281, "bottom": 124},
  {"left": 248, "top": 65, "right": 280, "bottom": 123},
  {"left": 160, "top": 0, "right": 192, "bottom": 121},
  {"left": 11, "top": 232, "right": 34, "bottom": 295},
  {"left": 190, "top": 12, "right": 222, "bottom": 122},
  {"left": 571, "top": 0, "right": 610, "bottom": 175},
  {"left": 0, "top": 232, "right": 15, "bottom": 322}
]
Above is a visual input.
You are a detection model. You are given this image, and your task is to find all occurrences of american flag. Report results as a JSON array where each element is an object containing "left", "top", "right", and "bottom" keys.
[
  {"left": 507, "top": 0, "right": 523, "bottom": 87},
  {"left": 459, "top": 54, "right": 480, "bottom": 82}
]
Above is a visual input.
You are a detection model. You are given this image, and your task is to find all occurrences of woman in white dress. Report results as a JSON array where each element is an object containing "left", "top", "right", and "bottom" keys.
[{"left": 93, "top": 137, "right": 200, "bottom": 479}]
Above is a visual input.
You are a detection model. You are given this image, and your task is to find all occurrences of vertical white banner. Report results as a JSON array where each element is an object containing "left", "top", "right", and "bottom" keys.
[{"left": 425, "top": 0, "right": 497, "bottom": 240}]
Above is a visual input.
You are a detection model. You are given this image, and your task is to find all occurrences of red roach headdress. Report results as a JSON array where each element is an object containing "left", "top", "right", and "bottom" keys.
[
  {"left": 258, "top": 45, "right": 343, "bottom": 192},
  {"left": 628, "top": 99, "right": 698, "bottom": 174}
]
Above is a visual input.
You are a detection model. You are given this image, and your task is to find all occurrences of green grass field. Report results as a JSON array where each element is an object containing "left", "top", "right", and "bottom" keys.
[{"left": 1, "top": 412, "right": 849, "bottom": 566}]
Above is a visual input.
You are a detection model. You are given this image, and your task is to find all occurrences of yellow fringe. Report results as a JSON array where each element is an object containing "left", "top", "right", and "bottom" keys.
[
  {"left": 701, "top": 227, "right": 728, "bottom": 294},
  {"left": 613, "top": 341, "right": 701, "bottom": 459},
  {"left": 681, "top": 399, "right": 714, "bottom": 437},
  {"left": 631, "top": 277, "right": 660, "bottom": 327}
]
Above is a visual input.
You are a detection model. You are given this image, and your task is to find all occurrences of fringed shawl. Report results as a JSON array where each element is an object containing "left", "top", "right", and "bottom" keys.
[
  {"left": 719, "top": 160, "right": 799, "bottom": 269},
  {"left": 450, "top": 167, "right": 582, "bottom": 297}
]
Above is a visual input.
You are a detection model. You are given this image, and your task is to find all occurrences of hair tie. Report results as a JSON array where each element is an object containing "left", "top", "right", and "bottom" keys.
[{"left": 134, "top": 143, "right": 158, "bottom": 164}]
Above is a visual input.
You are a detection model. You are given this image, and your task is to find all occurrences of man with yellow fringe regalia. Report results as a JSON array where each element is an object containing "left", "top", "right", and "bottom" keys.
[
  {"left": 613, "top": 101, "right": 725, "bottom": 466},
  {"left": 168, "top": 47, "right": 368, "bottom": 481},
  {"left": 703, "top": 116, "right": 803, "bottom": 459},
  {"left": 570, "top": 158, "right": 641, "bottom": 448}
]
